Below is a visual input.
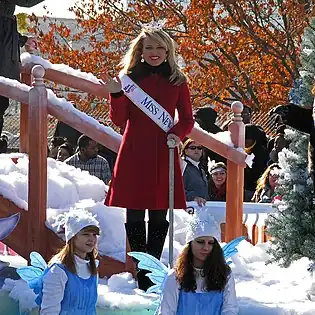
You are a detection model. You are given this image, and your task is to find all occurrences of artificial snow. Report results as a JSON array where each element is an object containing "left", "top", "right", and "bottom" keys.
[
  {"left": 0, "top": 155, "right": 126, "bottom": 262},
  {"left": 21, "top": 53, "right": 100, "bottom": 84},
  {"left": 2, "top": 239, "right": 315, "bottom": 313},
  {"left": 1, "top": 155, "right": 315, "bottom": 313},
  {"left": 0, "top": 75, "right": 122, "bottom": 144}
]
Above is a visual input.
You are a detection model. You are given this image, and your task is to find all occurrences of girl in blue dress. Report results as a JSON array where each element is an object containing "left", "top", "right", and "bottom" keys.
[
  {"left": 156, "top": 213, "right": 238, "bottom": 315},
  {"left": 39, "top": 210, "right": 100, "bottom": 315}
]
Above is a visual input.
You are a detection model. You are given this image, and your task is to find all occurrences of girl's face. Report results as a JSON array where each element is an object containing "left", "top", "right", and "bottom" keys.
[
  {"left": 73, "top": 229, "right": 98, "bottom": 259},
  {"left": 211, "top": 170, "right": 227, "bottom": 187},
  {"left": 191, "top": 236, "right": 215, "bottom": 267},
  {"left": 142, "top": 37, "right": 167, "bottom": 67}
]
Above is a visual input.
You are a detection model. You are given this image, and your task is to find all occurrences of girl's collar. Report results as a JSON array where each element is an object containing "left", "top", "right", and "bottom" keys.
[{"left": 74, "top": 255, "right": 90, "bottom": 264}]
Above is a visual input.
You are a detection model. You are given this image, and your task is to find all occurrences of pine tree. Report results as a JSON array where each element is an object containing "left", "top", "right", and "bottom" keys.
[
  {"left": 266, "top": 128, "right": 315, "bottom": 267},
  {"left": 289, "top": 17, "right": 315, "bottom": 107}
]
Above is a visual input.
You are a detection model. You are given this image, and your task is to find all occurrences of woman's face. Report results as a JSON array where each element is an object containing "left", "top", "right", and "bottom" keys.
[
  {"left": 142, "top": 37, "right": 167, "bottom": 67},
  {"left": 73, "top": 229, "right": 98, "bottom": 259},
  {"left": 268, "top": 168, "right": 279, "bottom": 189},
  {"left": 57, "top": 147, "right": 70, "bottom": 162},
  {"left": 211, "top": 170, "right": 227, "bottom": 187},
  {"left": 191, "top": 236, "right": 215, "bottom": 267}
]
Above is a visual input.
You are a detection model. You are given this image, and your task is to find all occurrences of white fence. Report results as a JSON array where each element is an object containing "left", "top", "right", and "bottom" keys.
[{"left": 185, "top": 201, "right": 274, "bottom": 244}]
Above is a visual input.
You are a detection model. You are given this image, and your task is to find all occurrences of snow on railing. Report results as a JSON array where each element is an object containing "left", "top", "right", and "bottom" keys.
[{"left": 185, "top": 201, "right": 274, "bottom": 244}]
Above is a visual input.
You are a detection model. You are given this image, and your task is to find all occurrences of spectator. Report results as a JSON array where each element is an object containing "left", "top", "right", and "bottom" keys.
[
  {"left": 65, "top": 135, "right": 111, "bottom": 184},
  {"left": 193, "top": 106, "right": 226, "bottom": 173},
  {"left": 0, "top": 135, "right": 8, "bottom": 153},
  {"left": 53, "top": 102, "right": 82, "bottom": 149},
  {"left": 252, "top": 163, "right": 281, "bottom": 203},
  {"left": 49, "top": 137, "right": 66, "bottom": 159},
  {"left": 56, "top": 142, "right": 74, "bottom": 162},
  {"left": 208, "top": 162, "right": 227, "bottom": 201},
  {"left": 268, "top": 133, "right": 289, "bottom": 165},
  {"left": 98, "top": 144, "right": 117, "bottom": 173},
  {"left": 267, "top": 123, "right": 286, "bottom": 150},
  {"left": 181, "top": 139, "right": 209, "bottom": 206},
  {"left": 244, "top": 124, "right": 269, "bottom": 201},
  {"left": 241, "top": 105, "right": 252, "bottom": 124}
]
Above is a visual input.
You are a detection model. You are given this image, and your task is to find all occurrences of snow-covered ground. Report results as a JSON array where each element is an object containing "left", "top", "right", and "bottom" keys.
[{"left": 1, "top": 154, "right": 315, "bottom": 313}]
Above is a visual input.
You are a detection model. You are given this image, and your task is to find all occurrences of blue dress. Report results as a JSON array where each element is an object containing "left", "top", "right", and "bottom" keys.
[
  {"left": 176, "top": 290, "right": 223, "bottom": 315},
  {"left": 40, "top": 264, "right": 98, "bottom": 315}
]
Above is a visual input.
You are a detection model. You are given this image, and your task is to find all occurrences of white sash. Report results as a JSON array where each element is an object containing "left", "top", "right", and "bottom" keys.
[{"left": 120, "top": 74, "right": 174, "bottom": 133}]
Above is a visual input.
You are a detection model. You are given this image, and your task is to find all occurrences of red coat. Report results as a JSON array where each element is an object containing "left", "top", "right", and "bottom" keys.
[{"left": 105, "top": 74, "right": 194, "bottom": 210}]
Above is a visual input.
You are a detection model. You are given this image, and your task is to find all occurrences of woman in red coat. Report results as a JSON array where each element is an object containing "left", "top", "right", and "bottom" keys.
[{"left": 101, "top": 26, "right": 194, "bottom": 290}]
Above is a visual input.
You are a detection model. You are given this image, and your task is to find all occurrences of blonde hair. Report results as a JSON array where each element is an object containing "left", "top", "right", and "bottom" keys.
[
  {"left": 49, "top": 225, "right": 99, "bottom": 275},
  {"left": 121, "top": 27, "right": 187, "bottom": 86},
  {"left": 253, "top": 163, "right": 280, "bottom": 202}
]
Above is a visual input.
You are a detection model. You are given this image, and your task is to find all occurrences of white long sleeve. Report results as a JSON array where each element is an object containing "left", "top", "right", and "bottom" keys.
[
  {"left": 40, "top": 264, "right": 67, "bottom": 315},
  {"left": 156, "top": 269, "right": 238, "bottom": 315},
  {"left": 221, "top": 274, "right": 238, "bottom": 315},
  {"left": 40, "top": 256, "right": 93, "bottom": 315}
]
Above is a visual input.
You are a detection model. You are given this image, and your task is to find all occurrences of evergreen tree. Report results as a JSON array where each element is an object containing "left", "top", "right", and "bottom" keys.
[
  {"left": 266, "top": 128, "right": 315, "bottom": 267},
  {"left": 289, "top": 17, "right": 315, "bottom": 107}
]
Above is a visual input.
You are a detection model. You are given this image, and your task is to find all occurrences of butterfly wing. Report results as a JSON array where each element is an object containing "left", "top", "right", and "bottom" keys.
[
  {"left": 0, "top": 213, "right": 20, "bottom": 240},
  {"left": 128, "top": 252, "right": 169, "bottom": 294},
  {"left": 222, "top": 236, "right": 246, "bottom": 261},
  {"left": 17, "top": 266, "right": 44, "bottom": 282},
  {"left": 30, "top": 252, "right": 47, "bottom": 270},
  {"left": 17, "top": 252, "right": 49, "bottom": 306}
]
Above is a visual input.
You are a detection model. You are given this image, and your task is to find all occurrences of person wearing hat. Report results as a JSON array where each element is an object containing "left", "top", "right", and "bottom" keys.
[
  {"left": 40, "top": 210, "right": 100, "bottom": 315},
  {"left": 156, "top": 212, "right": 238, "bottom": 314},
  {"left": 208, "top": 162, "right": 227, "bottom": 201},
  {"left": 181, "top": 139, "right": 209, "bottom": 206}
]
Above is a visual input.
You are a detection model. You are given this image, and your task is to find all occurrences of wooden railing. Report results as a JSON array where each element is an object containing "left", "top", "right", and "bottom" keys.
[
  {"left": 0, "top": 57, "right": 248, "bottom": 251},
  {"left": 22, "top": 56, "right": 247, "bottom": 242}
]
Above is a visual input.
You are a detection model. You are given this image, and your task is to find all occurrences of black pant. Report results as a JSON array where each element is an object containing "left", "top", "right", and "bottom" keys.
[
  {"left": 126, "top": 209, "right": 169, "bottom": 290},
  {"left": 0, "top": 95, "right": 9, "bottom": 135},
  {"left": 126, "top": 209, "right": 168, "bottom": 224}
]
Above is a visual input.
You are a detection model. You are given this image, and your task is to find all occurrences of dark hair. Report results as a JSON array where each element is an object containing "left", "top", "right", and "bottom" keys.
[
  {"left": 243, "top": 105, "right": 252, "bottom": 114},
  {"left": 0, "top": 136, "right": 8, "bottom": 153},
  {"left": 175, "top": 239, "right": 231, "bottom": 292},
  {"left": 77, "top": 135, "right": 93, "bottom": 150},
  {"left": 51, "top": 137, "right": 66, "bottom": 147},
  {"left": 59, "top": 142, "right": 74, "bottom": 157},
  {"left": 276, "top": 124, "right": 286, "bottom": 135}
]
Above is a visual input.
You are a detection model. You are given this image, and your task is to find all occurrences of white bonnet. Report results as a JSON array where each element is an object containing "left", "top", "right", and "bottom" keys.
[
  {"left": 54, "top": 209, "right": 100, "bottom": 243},
  {"left": 186, "top": 211, "right": 221, "bottom": 243}
]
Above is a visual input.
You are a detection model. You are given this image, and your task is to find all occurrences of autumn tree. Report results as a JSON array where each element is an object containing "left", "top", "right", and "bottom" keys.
[{"left": 28, "top": 0, "right": 313, "bottom": 115}]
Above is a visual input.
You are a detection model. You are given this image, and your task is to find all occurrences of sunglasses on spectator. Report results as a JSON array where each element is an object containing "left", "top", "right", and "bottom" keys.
[{"left": 188, "top": 146, "right": 203, "bottom": 150}]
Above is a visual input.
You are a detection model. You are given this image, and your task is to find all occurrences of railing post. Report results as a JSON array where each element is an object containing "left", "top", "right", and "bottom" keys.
[
  {"left": 20, "top": 72, "right": 31, "bottom": 153},
  {"left": 27, "top": 65, "right": 47, "bottom": 256},
  {"left": 225, "top": 101, "right": 245, "bottom": 241}
]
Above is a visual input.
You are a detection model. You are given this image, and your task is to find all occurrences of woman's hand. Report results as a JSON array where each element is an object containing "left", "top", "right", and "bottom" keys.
[
  {"left": 100, "top": 73, "right": 122, "bottom": 93},
  {"left": 24, "top": 37, "right": 37, "bottom": 52},
  {"left": 167, "top": 133, "right": 180, "bottom": 146},
  {"left": 194, "top": 196, "right": 207, "bottom": 207}
]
